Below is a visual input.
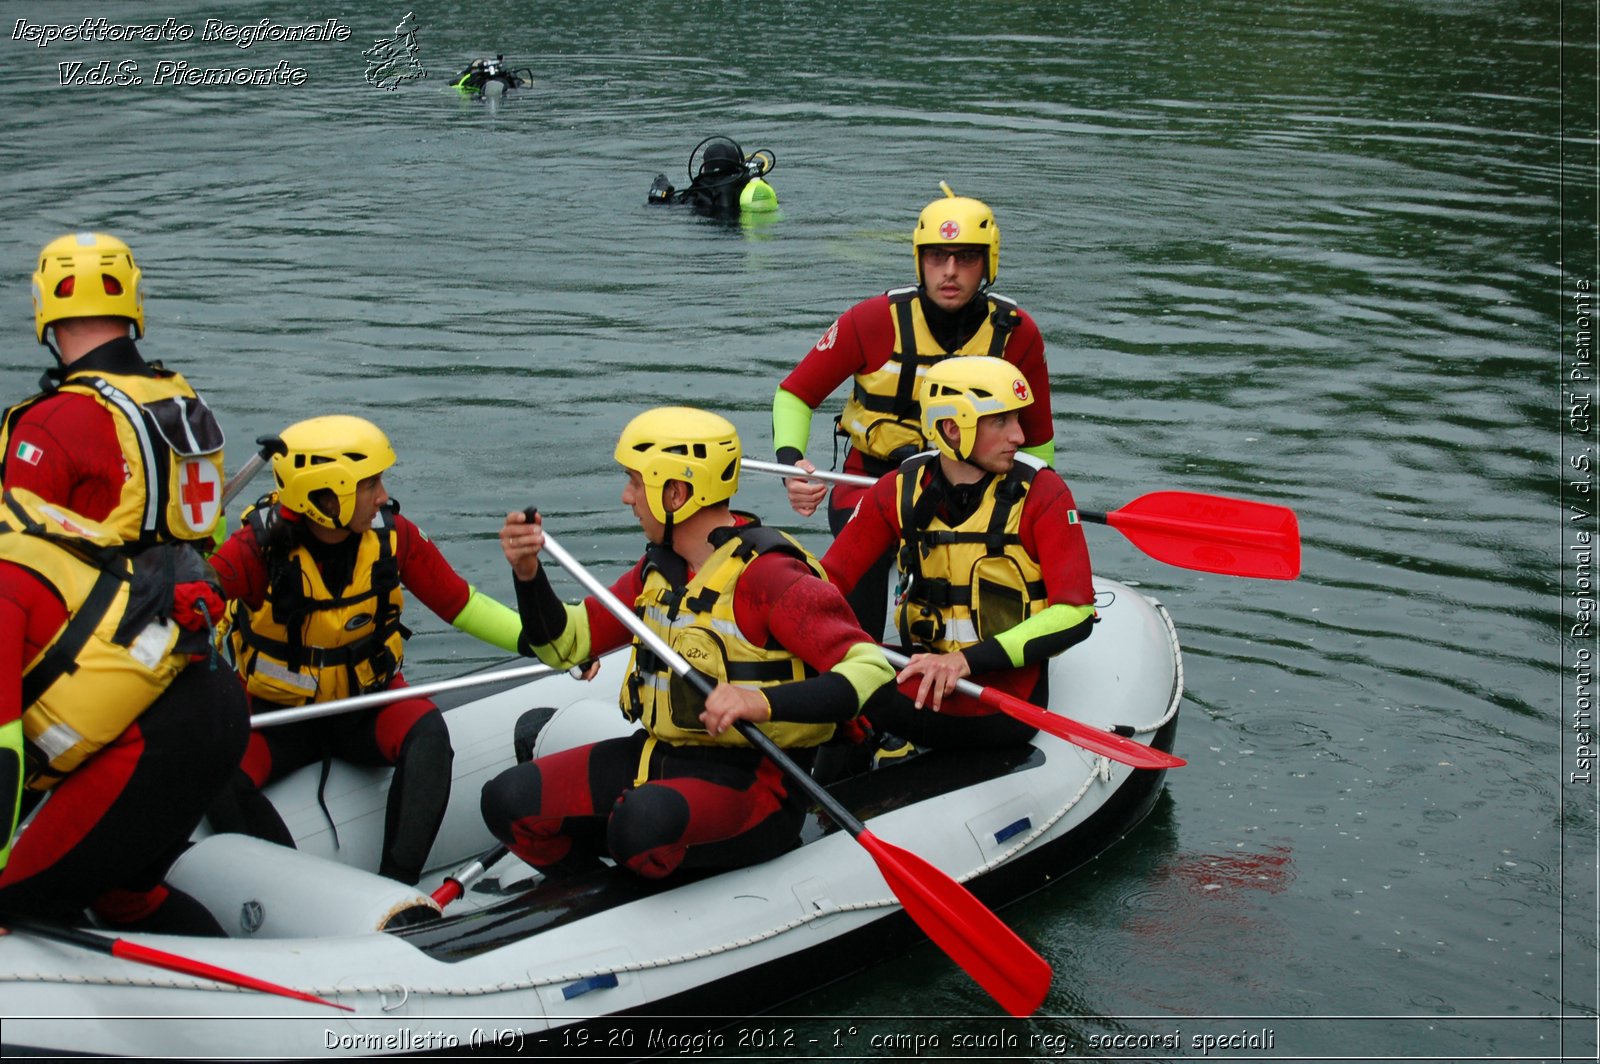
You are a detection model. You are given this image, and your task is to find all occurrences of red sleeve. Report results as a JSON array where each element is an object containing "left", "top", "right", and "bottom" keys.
[
  {"left": 777, "top": 294, "right": 896, "bottom": 407},
  {"left": 1020, "top": 471, "right": 1095, "bottom": 606},
  {"left": 1002, "top": 310, "right": 1054, "bottom": 449},
  {"left": 0, "top": 564, "right": 70, "bottom": 728},
  {"left": 208, "top": 521, "right": 270, "bottom": 607},
  {"left": 392, "top": 513, "right": 473, "bottom": 621},
  {"left": 733, "top": 553, "right": 872, "bottom": 671},
  {"left": 579, "top": 559, "right": 649, "bottom": 655},
  {"left": 819, "top": 470, "right": 903, "bottom": 594},
  {"left": 3, "top": 393, "right": 125, "bottom": 521},
  {"left": 0, "top": 596, "right": 25, "bottom": 729}
]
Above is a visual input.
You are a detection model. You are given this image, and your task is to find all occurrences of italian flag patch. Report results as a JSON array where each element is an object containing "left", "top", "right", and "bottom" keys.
[
  {"left": 1067, "top": 509, "right": 1080, "bottom": 524},
  {"left": 14, "top": 442, "right": 43, "bottom": 466}
]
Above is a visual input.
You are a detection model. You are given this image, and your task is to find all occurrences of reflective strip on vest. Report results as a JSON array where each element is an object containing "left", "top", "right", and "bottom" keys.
[
  {"left": 30, "top": 721, "right": 86, "bottom": 762},
  {"left": 86, "top": 378, "right": 163, "bottom": 534},
  {"left": 252, "top": 656, "right": 320, "bottom": 694},
  {"left": 940, "top": 617, "right": 981, "bottom": 645}
]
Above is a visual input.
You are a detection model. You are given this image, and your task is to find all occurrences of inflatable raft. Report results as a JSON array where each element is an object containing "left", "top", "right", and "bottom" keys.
[{"left": 0, "top": 575, "right": 1181, "bottom": 1059}]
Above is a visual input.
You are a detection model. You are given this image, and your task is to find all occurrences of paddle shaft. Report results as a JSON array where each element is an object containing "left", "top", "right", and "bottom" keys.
[
  {"left": 742, "top": 457, "right": 873, "bottom": 488},
  {"left": 249, "top": 661, "right": 562, "bottom": 729},
  {"left": 879, "top": 649, "right": 1183, "bottom": 769},
  {"left": 431, "top": 844, "right": 512, "bottom": 906},
  {"left": 3, "top": 914, "right": 350, "bottom": 1011},
  {"left": 220, "top": 452, "right": 269, "bottom": 509},
  {"left": 740, "top": 458, "right": 1300, "bottom": 580}
]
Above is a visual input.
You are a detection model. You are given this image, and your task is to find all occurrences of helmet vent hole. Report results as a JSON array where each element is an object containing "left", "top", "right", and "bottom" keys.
[
  {"left": 692, "top": 444, "right": 707, "bottom": 459},
  {"left": 101, "top": 274, "right": 123, "bottom": 296},
  {"left": 54, "top": 277, "right": 75, "bottom": 298}
]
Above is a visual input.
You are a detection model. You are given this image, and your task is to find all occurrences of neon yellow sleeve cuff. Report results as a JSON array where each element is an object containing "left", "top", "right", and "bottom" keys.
[
  {"left": 0, "top": 718, "right": 23, "bottom": 872},
  {"left": 527, "top": 603, "right": 593, "bottom": 670},
  {"left": 993, "top": 602, "right": 1096, "bottom": 667},
  {"left": 450, "top": 587, "right": 524, "bottom": 654},
  {"left": 772, "top": 387, "right": 817, "bottom": 457},
  {"left": 832, "top": 641, "right": 896, "bottom": 710}
]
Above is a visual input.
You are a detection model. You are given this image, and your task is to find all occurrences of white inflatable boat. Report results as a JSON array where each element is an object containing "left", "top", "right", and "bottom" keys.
[{"left": 0, "top": 575, "right": 1182, "bottom": 1059}]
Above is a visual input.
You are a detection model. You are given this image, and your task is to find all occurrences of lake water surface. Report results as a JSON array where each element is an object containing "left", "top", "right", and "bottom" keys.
[{"left": 2, "top": 1, "right": 1594, "bottom": 1060}]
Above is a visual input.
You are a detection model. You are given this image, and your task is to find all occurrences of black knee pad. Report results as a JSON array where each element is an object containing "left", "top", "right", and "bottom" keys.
[
  {"left": 606, "top": 784, "right": 690, "bottom": 869},
  {"left": 512, "top": 706, "right": 557, "bottom": 764},
  {"left": 479, "top": 762, "right": 541, "bottom": 843}
]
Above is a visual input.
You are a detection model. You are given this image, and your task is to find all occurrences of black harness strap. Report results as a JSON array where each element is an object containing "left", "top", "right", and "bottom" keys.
[
  {"left": 895, "top": 456, "right": 1040, "bottom": 642},
  {"left": 2, "top": 492, "right": 131, "bottom": 709},
  {"left": 20, "top": 566, "right": 124, "bottom": 709},
  {"left": 238, "top": 503, "right": 408, "bottom": 693}
]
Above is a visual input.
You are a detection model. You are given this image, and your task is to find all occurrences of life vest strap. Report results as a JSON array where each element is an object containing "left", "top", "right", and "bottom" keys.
[
  {"left": 908, "top": 576, "right": 1047, "bottom": 610},
  {"left": 21, "top": 566, "right": 126, "bottom": 708},
  {"left": 234, "top": 620, "right": 398, "bottom": 671}
]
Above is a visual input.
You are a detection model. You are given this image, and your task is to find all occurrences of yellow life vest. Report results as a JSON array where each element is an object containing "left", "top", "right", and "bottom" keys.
[
  {"left": 226, "top": 498, "right": 408, "bottom": 706},
  {"left": 895, "top": 453, "right": 1047, "bottom": 653},
  {"left": 0, "top": 365, "right": 226, "bottom": 547},
  {"left": 837, "top": 287, "right": 1020, "bottom": 462},
  {"left": 622, "top": 522, "right": 836, "bottom": 750},
  {"left": 0, "top": 489, "right": 188, "bottom": 794}
]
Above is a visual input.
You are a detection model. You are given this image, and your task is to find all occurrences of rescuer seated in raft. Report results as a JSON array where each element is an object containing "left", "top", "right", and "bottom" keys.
[
  {"left": 481, "top": 408, "right": 891, "bottom": 881},
  {"left": 817, "top": 357, "right": 1097, "bottom": 772},
  {"left": 646, "top": 135, "right": 778, "bottom": 217},
  {"left": 205, "top": 416, "right": 523, "bottom": 886},
  {"left": 0, "top": 489, "right": 248, "bottom": 935}
]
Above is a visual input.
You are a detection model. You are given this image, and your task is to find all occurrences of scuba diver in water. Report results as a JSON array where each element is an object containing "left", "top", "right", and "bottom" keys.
[
  {"left": 647, "top": 136, "right": 778, "bottom": 217},
  {"left": 451, "top": 55, "right": 532, "bottom": 95}
]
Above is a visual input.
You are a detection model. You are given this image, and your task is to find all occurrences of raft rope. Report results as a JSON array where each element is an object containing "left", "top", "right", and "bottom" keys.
[{"left": 0, "top": 604, "right": 1185, "bottom": 1007}]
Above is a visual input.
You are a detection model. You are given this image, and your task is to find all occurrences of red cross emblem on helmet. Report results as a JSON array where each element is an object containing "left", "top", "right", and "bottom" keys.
[
  {"left": 1012, "top": 379, "right": 1030, "bottom": 401},
  {"left": 939, "top": 220, "right": 961, "bottom": 240}
]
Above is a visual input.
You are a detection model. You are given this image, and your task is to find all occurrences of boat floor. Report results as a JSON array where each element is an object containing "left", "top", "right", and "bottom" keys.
[{"left": 402, "top": 742, "right": 1044, "bottom": 962}]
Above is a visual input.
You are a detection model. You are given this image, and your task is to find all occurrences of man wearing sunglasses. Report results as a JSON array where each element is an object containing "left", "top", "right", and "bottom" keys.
[{"left": 770, "top": 185, "right": 1055, "bottom": 639}]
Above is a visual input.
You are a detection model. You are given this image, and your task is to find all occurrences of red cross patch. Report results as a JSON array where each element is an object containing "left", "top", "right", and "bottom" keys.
[
  {"left": 177, "top": 459, "right": 221, "bottom": 531},
  {"left": 1012, "top": 379, "right": 1030, "bottom": 401},
  {"left": 939, "top": 220, "right": 961, "bottom": 240}
]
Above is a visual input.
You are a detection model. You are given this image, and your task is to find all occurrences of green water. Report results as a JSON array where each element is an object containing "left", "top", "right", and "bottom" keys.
[{"left": 2, "top": 1, "right": 1594, "bottom": 1058}]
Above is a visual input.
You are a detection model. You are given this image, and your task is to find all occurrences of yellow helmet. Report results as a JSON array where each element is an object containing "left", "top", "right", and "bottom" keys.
[
  {"left": 614, "top": 407, "right": 741, "bottom": 525},
  {"left": 270, "top": 416, "right": 396, "bottom": 529},
  {"left": 32, "top": 232, "right": 145, "bottom": 341},
  {"left": 913, "top": 184, "right": 999, "bottom": 286},
  {"left": 920, "top": 356, "right": 1033, "bottom": 462}
]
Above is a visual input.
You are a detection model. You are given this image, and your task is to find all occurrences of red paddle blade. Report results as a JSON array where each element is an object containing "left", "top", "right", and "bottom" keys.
[
  {"left": 857, "top": 830, "right": 1051, "bottom": 1017},
  {"left": 1104, "top": 491, "right": 1301, "bottom": 580},
  {"left": 975, "top": 686, "right": 1185, "bottom": 769},
  {"left": 112, "top": 939, "right": 352, "bottom": 1011}
]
